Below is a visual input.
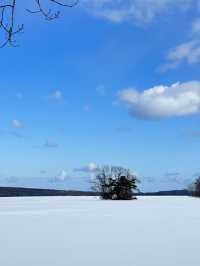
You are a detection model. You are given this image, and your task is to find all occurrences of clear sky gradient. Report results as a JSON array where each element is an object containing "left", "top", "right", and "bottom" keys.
[{"left": 0, "top": 0, "right": 200, "bottom": 191}]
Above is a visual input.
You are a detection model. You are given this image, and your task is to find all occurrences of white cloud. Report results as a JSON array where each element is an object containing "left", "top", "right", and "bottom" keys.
[
  {"left": 12, "top": 119, "right": 23, "bottom": 128},
  {"left": 82, "top": 0, "right": 193, "bottom": 24},
  {"left": 49, "top": 90, "right": 63, "bottom": 100},
  {"left": 74, "top": 162, "right": 99, "bottom": 173},
  {"left": 55, "top": 170, "right": 68, "bottom": 181},
  {"left": 119, "top": 81, "right": 200, "bottom": 119}
]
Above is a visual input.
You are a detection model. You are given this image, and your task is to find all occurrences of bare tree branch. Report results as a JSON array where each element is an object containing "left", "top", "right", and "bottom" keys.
[
  {"left": 0, "top": 0, "right": 78, "bottom": 48},
  {"left": 0, "top": 0, "right": 24, "bottom": 47},
  {"left": 27, "top": 0, "right": 79, "bottom": 20}
]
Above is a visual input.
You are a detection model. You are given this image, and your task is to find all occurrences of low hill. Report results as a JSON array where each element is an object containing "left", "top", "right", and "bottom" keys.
[
  {"left": 0, "top": 186, "right": 189, "bottom": 197},
  {"left": 138, "top": 189, "right": 189, "bottom": 196},
  {"left": 0, "top": 187, "right": 98, "bottom": 197}
]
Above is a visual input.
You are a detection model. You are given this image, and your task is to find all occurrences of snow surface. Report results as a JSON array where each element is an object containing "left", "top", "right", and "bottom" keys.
[{"left": 0, "top": 196, "right": 199, "bottom": 266}]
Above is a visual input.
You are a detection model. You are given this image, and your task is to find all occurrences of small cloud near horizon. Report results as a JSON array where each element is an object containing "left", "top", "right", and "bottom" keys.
[
  {"left": 74, "top": 162, "right": 99, "bottom": 173},
  {"left": 54, "top": 170, "right": 68, "bottom": 181}
]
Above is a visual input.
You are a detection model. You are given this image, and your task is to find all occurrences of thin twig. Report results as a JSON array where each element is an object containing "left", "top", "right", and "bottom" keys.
[{"left": 0, "top": 0, "right": 78, "bottom": 48}]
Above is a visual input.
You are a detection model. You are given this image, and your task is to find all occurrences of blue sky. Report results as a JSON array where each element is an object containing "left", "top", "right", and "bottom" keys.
[{"left": 0, "top": 0, "right": 200, "bottom": 191}]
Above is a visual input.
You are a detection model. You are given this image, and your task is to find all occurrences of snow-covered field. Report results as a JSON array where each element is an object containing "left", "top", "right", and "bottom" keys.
[{"left": 0, "top": 196, "right": 199, "bottom": 266}]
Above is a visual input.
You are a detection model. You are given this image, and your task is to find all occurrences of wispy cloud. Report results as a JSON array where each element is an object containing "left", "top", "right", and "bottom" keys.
[
  {"left": 54, "top": 170, "right": 68, "bottom": 181},
  {"left": 189, "top": 130, "right": 200, "bottom": 138},
  {"left": 83, "top": 105, "right": 91, "bottom": 112},
  {"left": 82, "top": 0, "right": 193, "bottom": 24},
  {"left": 40, "top": 170, "right": 47, "bottom": 174},
  {"left": 44, "top": 139, "right": 59, "bottom": 148},
  {"left": 0, "top": 129, "right": 24, "bottom": 138},
  {"left": 12, "top": 119, "right": 23, "bottom": 128},
  {"left": 96, "top": 85, "right": 106, "bottom": 96},
  {"left": 163, "top": 172, "right": 191, "bottom": 185},
  {"left": 10, "top": 131, "right": 24, "bottom": 138},
  {"left": 160, "top": 18, "right": 200, "bottom": 71},
  {"left": 83, "top": 1, "right": 200, "bottom": 71},
  {"left": 141, "top": 176, "right": 155, "bottom": 183},
  {"left": 74, "top": 162, "right": 99, "bottom": 173},
  {"left": 161, "top": 41, "right": 200, "bottom": 71},
  {"left": 49, "top": 90, "right": 63, "bottom": 101},
  {"left": 165, "top": 172, "right": 181, "bottom": 177},
  {"left": 192, "top": 18, "right": 200, "bottom": 35},
  {"left": 116, "top": 126, "right": 133, "bottom": 133},
  {"left": 16, "top": 92, "right": 23, "bottom": 100},
  {"left": 119, "top": 81, "right": 200, "bottom": 119}
]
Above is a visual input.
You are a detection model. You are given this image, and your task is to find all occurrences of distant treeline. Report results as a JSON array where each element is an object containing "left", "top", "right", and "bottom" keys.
[
  {"left": 137, "top": 190, "right": 189, "bottom": 196},
  {"left": 0, "top": 187, "right": 98, "bottom": 197},
  {"left": 0, "top": 186, "right": 189, "bottom": 197}
]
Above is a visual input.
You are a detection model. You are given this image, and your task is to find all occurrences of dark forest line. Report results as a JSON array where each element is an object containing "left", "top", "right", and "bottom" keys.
[{"left": 0, "top": 186, "right": 189, "bottom": 197}]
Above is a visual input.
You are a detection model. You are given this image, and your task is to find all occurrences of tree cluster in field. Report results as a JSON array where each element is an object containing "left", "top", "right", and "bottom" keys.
[
  {"left": 189, "top": 177, "right": 200, "bottom": 197},
  {"left": 92, "top": 166, "right": 138, "bottom": 200}
]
